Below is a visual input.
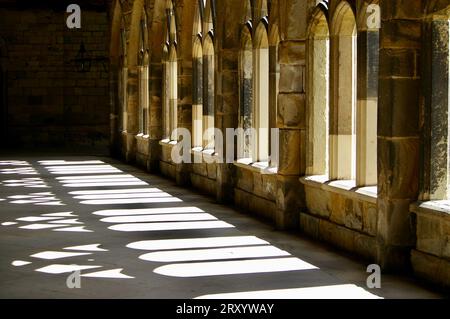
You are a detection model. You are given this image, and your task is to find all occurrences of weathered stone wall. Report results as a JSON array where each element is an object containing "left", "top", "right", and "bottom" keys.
[
  {"left": 191, "top": 160, "right": 217, "bottom": 197},
  {"left": 109, "top": 0, "right": 450, "bottom": 290},
  {"left": 0, "top": 7, "right": 110, "bottom": 150},
  {"left": 410, "top": 0, "right": 450, "bottom": 289},
  {"left": 301, "top": 178, "right": 378, "bottom": 260},
  {"left": 411, "top": 203, "right": 450, "bottom": 288},
  {"left": 235, "top": 166, "right": 277, "bottom": 222}
]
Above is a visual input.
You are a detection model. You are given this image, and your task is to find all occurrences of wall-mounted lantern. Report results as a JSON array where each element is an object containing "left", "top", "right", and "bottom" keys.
[{"left": 72, "top": 41, "right": 109, "bottom": 73}]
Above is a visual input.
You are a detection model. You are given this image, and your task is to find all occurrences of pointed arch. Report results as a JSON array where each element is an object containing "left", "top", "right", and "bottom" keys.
[
  {"left": 316, "top": 0, "right": 329, "bottom": 13},
  {"left": 242, "top": 0, "right": 253, "bottom": 24},
  {"left": 138, "top": 7, "right": 149, "bottom": 65},
  {"left": 203, "top": 0, "right": 215, "bottom": 35},
  {"left": 254, "top": 19, "right": 269, "bottom": 49},
  {"left": 127, "top": 0, "right": 145, "bottom": 68},
  {"left": 193, "top": 0, "right": 203, "bottom": 37},
  {"left": 110, "top": 0, "right": 123, "bottom": 66},
  {"left": 203, "top": 32, "right": 215, "bottom": 55},
  {"left": 167, "top": 0, "right": 177, "bottom": 44},
  {"left": 255, "top": 0, "right": 268, "bottom": 21}
]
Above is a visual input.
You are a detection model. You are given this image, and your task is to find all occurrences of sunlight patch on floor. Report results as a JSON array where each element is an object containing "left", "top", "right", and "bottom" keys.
[
  {"left": 109, "top": 221, "right": 234, "bottom": 232},
  {"left": 94, "top": 207, "right": 204, "bottom": 217},
  {"left": 154, "top": 257, "right": 318, "bottom": 278},
  {"left": 127, "top": 236, "right": 269, "bottom": 251},
  {"left": 140, "top": 246, "right": 291, "bottom": 263},
  {"left": 196, "top": 284, "right": 383, "bottom": 299}
]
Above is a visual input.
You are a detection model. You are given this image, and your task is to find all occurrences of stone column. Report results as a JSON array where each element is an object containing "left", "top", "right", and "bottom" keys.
[
  {"left": 214, "top": 0, "right": 240, "bottom": 203},
  {"left": 377, "top": 0, "right": 423, "bottom": 270},
  {"left": 148, "top": 60, "right": 163, "bottom": 172},
  {"left": 216, "top": 47, "right": 239, "bottom": 203},
  {"left": 175, "top": 58, "right": 193, "bottom": 186},
  {"left": 276, "top": 39, "right": 305, "bottom": 230},
  {"left": 275, "top": 0, "right": 308, "bottom": 230}
]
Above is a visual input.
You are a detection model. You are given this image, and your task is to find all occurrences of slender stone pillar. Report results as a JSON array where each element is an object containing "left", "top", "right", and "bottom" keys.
[{"left": 148, "top": 61, "right": 163, "bottom": 172}]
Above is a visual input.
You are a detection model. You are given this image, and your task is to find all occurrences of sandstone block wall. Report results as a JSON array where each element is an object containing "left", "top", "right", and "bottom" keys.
[
  {"left": 0, "top": 7, "right": 110, "bottom": 150},
  {"left": 106, "top": 0, "right": 450, "bottom": 290}
]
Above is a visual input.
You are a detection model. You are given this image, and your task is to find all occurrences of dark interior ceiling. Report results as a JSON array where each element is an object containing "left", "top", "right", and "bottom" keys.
[{"left": 0, "top": 0, "right": 111, "bottom": 11}]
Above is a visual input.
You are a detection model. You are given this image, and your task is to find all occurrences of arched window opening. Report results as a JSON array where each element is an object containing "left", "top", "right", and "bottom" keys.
[
  {"left": 203, "top": 33, "right": 215, "bottom": 150},
  {"left": 138, "top": 9, "right": 149, "bottom": 136},
  {"left": 356, "top": 2, "right": 379, "bottom": 187},
  {"left": 307, "top": 9, "right": 330, "bottom": 177},
  {"left": 330, "top": 2, "right": 357, "bottom": 181},
  {"left": 119, "top": 19, "right": 128, "bottom": 133},
  {"left": 162, "top": 0, "right": 178, "bottom": 142},
  {"left": 192, "top": 0, "right": 216, "bottom": 151},
  {"left": 253, "top": 20, "right": 270, "bottom": 163},
  {"left": 238, "top": 24, "right": 254, "bottom": 160},
  {"left": 192, "top": 35, "right": 203, "bottom": 148}
]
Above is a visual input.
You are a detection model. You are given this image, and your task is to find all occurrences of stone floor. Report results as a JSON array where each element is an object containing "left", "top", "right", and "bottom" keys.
[{"left": 0, "top": 154, "right": 444, "bottom": 299}]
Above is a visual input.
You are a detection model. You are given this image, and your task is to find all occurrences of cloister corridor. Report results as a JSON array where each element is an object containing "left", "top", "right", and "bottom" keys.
[{"left": 0, "top": 154, "right": 442, "bottom": 299}]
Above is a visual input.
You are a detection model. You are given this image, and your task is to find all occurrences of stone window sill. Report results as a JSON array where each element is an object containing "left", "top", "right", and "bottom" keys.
[
  {"left": 234, "top": 158, "right": 278, "bottom": 175},
  {"left": 190, "top": 148, "right": 220, "bottom": 162},
  {"left": 300, "top": 175, "right": 378, "bottom": 204},
  {"left": 411, "top": 201, "right": 450, "bottom": 219},
  {"left": 135, "top": 133, "right": 150, "bottom": 140},
  {"left": 159, "top": 139, "right": 178, "bottom": 146}
]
